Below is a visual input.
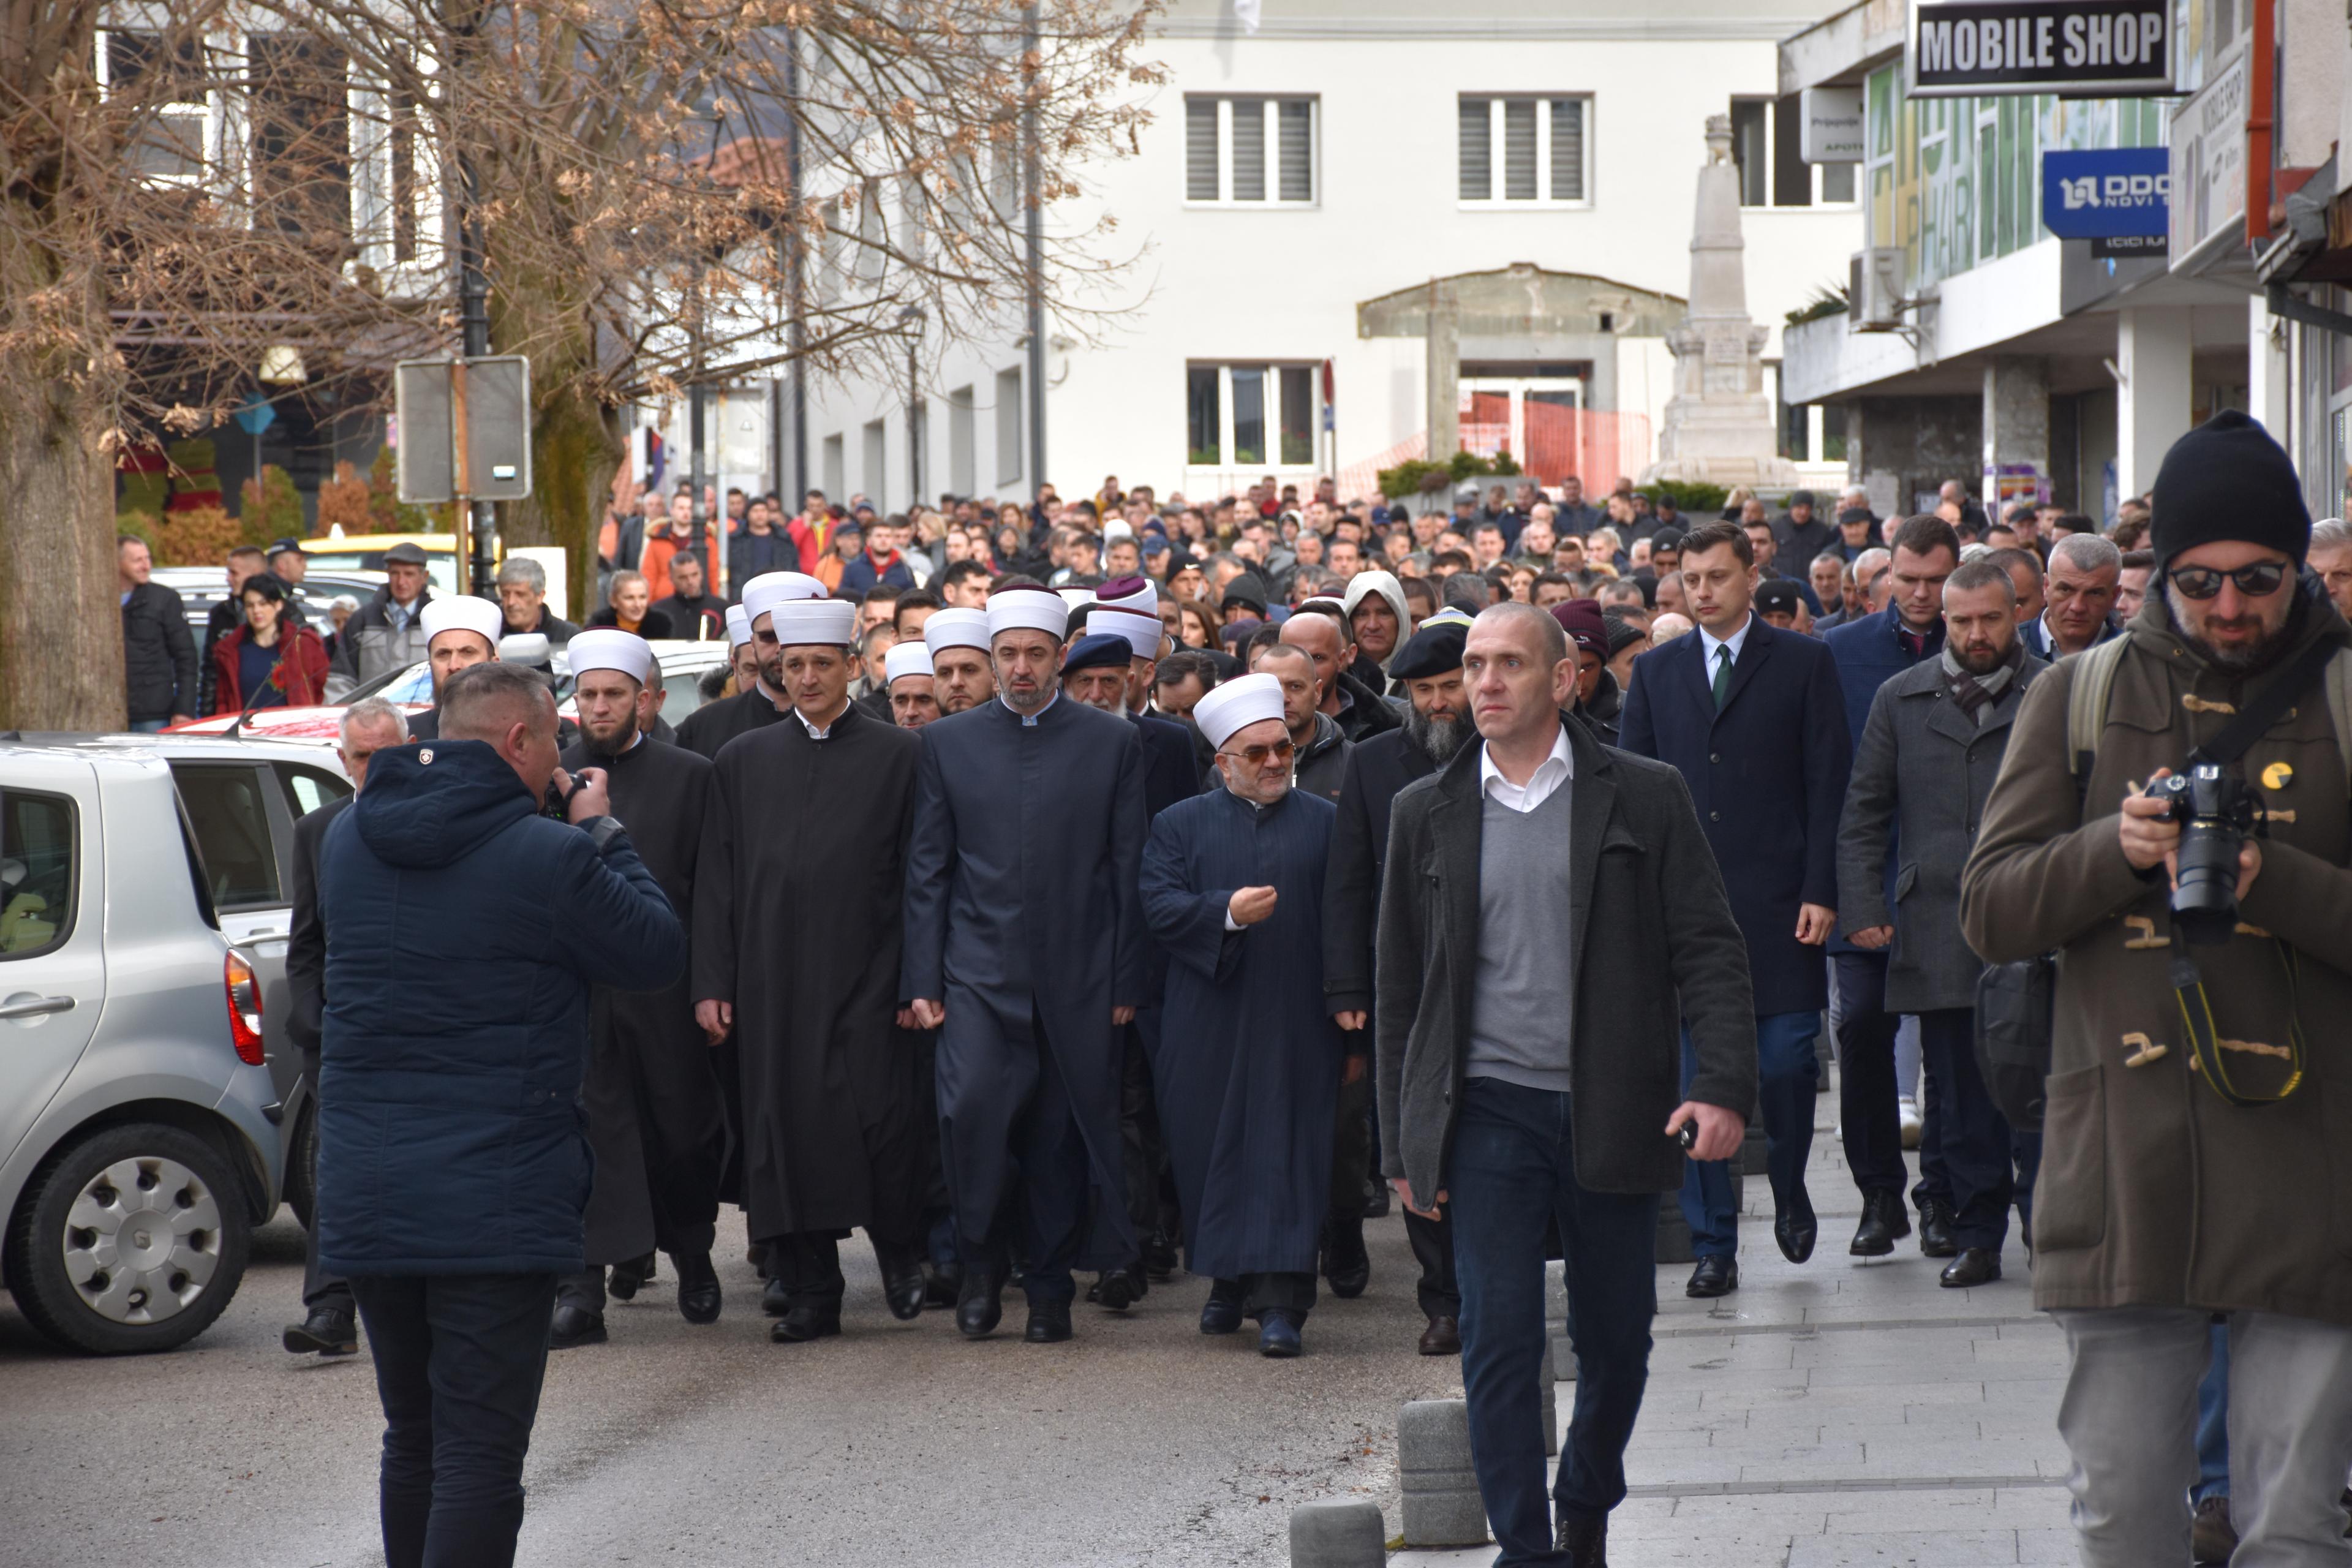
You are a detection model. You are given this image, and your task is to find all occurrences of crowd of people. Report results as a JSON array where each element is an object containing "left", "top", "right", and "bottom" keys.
[{"left": 214, "top": 417, "right": 2352, "bottom": 1568}]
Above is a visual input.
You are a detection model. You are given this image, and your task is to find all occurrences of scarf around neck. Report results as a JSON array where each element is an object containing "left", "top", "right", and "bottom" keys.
[{"left": 1941, "top": 639, "right": 2022, "bottom": 724}]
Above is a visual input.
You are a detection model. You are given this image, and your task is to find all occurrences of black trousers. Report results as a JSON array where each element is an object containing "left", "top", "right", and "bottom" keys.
[
  {"left": 1327, "top": 1068, "right": 1373, "bottom": 1223},
  {"left": 1917, "top": 1009, "right": 2024, "bottom": 1251},
  {"left": 959, "top": 1008, "right": 1093, "bottom": 1307},
  {"left": 298, "top": 1053, "right": 353, "bottom": 1317},
  {"left": 1405, "top": 1204, "right": 1461, "bottom": 1319},
  {"left": 1118, "top": 1017, "right": 1179, "bottom": 1249},
  {"left": 1210, "top": 1272, "right": 1317, "bottom": 1320},
  {"left": 349, "top": 1271, "right": 556, "bottom": 1568},
  {"left": 767, "top": 1229, "right": 920, "bottom": 1311},
  {"left": 1833, "top": 951, "right": 1908, "bottom": 1196}
]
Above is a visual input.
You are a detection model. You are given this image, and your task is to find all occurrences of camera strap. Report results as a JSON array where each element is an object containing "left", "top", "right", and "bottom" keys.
[{"left": 2164, "top": 633, "right": 2340, "bottom": 1107}]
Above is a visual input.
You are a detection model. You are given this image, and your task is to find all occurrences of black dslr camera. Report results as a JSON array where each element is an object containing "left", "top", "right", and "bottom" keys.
[{"left": 2152, "top": 763, "right": 2259, "bottom": 945}]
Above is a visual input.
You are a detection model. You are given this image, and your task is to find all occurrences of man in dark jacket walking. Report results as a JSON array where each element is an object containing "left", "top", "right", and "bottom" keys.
[
  {"left": 118, "top": 536, "right": 198, "bottom": 729},
  {"left": 1379, "top": 603, "right": 1755, "bottom": 1568},
  {"left": 315, "top": 661, "right": 684, "bottom": 1568}
]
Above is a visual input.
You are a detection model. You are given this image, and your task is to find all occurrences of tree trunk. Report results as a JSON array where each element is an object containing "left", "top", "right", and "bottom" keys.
[
  {"left": 492, "top": 276, "right": 620, "bottom": 622},
  {"left": 1, "top": 206, "right": 123, "bottom": 732}
]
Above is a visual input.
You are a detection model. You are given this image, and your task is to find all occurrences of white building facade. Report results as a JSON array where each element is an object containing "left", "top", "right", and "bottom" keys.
[{"left": 684, "top": 0, "right": 1870, "bottom": 510}]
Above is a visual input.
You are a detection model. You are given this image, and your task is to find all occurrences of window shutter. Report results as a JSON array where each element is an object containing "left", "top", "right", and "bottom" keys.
[
  {"left": 1231, "top": 97, "right": 1265, "bottom": 201},
  {"left": 1277, "top": 99, "right": 1312, "bottom": 202},
  {"left": 1186, "top": 98, "right": 1219, "bottom": 200},
  {"left": 1549, "top": 99, "right": 1584, "bottom": 202},
  {"left": 1502, "top": 98, "right": 1537, "bottom": 200},
  {"left": 1458, "top": 97, "right": 1490, "bottom": 200}
]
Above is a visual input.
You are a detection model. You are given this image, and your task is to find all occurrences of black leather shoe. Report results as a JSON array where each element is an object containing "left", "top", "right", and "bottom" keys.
[
  {"left": 1918, "top": 1198, "right": 1959, "bottom": 1258},
  {"left": 881, "top": 1259, "right": 927, "bottom": 1322},
  {"left": 1324, "top": 1221, "right": 1370, "bottom": 1299},
  {"left": 1685, "top": 1255, "right": 1738, "bottom": 1298},
  {"left": 1849, "top": 1188, "right": 1910, "bottom": 1257},
  {"left": 762, "top": 1272, "right": 791, "bottom": 1317},
  {"left": 282, "top": 1309, "right": 357, "bottom": 1355},
  {"left": 1096, "top": 1265, "right": 1144, "bottom": 1311},
  {"left": 1142, "top": 1229, "right": 1179, "bottom": 1281},
  {"left": 956, "top": 1268, "right": 1004, "bottom": 1339},
  {"left": 1555, "top": 1505, "right": 1608, "bottom": 1566},
  {"left": 674, "top": 1251, "right": 722, "bottom": 1325},
  {"left": 1773, "top": 1186, "right": 1818, "bottom": 1264},
  {"left": 1199, "top": 1283, "right": 1244, "bottom": 1335},
  {"left": 1023, "top": 1300, "right": 1073, "bottom": 1343},
  {"left": 769, "top": 1302, "right": 841, "bottom": 1343},
  {"left": 549, "top": 1303, "right": 607, "bottom": 1349},
  {"left": 1418, "top": 1315, "right": 1461, "bottom": 1356},
  {"left": 607, "top": 1251, "right": 655, "bottom": 1301},
  {"left": 1361, "top": 1188, "right": 1392, "bottom": 1219},
  {"left": 921, "top": 1259, "right": 963, "bottom": 1309},
  {"left": 1939, "top": 1248, "right": 2002, "bottom": 1288}
]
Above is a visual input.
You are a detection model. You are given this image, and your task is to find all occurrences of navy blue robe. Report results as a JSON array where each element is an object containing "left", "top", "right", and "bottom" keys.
[
  {"left": 1140, "top": 786, "right": 1343, "bottom": 1280},
  {"left": 901, "top": 694, "right": 1148, "bottom": 1269}
]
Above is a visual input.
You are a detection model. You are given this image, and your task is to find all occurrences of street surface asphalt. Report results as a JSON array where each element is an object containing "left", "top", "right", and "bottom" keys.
[{"left": 1, "top": 1206, "right": 1458, "bottom": 1568}]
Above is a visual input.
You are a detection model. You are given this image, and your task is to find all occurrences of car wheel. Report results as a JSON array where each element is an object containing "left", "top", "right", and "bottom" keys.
[
  {"left": 282, "top": 1103, "right": 317, "bottom": 1234},
  {"left": 3, "top": 1122, "right": 251, "bottom": 1355}
]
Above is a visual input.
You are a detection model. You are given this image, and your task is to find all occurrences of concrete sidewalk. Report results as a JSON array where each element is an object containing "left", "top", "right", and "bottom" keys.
[{"left": 1395, "top": 1109, "right": 2072, "bottom": 1566}]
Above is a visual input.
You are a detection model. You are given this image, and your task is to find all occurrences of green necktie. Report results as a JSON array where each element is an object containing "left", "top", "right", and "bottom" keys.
[{"left": 1711, "top": 644, "right": 1734, "bottom": 710}]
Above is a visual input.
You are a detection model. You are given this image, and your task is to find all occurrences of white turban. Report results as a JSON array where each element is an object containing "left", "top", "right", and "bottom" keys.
[
  {"left": 741, "top": 571, "right": 829, "bottom": 628},
  {"left": 1090, "top": 606, "right": 1164, "bottom": 662},
  {"left": 1192, "top": 672, "right": 1287, "bottom": 750},
  {"left": 922, "top": 608, "right": 992, "bottom": 657},
  {"left": 724, "top": 604, "right": 752, "bottom": 648},
  {"left": 884, "top": 642, "right": 934, "bottom": 685},
  {"left": 765, "top": 598, "right": 857, "bottom": 647},
  {"left": 565, "top": 628, "right": 654, "bottom": 685},
  {"left": 421, "top": 595, "right": 503, "bottom": 650},
  {"left": 986, "top": 586, "right": 1070, "bottom": 642},
  {"left": 1098, "top": 577, "right": 1157, "bottom": 617},
  {"left": 1056, "top": 586, "right": 1097, "bottom": 611}
]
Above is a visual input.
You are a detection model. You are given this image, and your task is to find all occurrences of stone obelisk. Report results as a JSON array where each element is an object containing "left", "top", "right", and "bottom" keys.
[{"left": 1643, "top": 115, "right": 1799, "bottom": 489}]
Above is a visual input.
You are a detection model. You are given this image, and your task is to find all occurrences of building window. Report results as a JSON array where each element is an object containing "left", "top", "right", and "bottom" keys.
[
  {"left": 822, "top": 433, "right": 845, "bottom": 501},
  {"left": 99, "top": 29, "right": 213, "bottom": 185},
  {"left": 862, "top": 419, "right": 888, "bottom": 508},
  {"left": 994, "top": 367, "right": 1023, "bottom": 485},
  {"left": 247, "top": 33, "right": 352, "bottom": 240},
  {"left": 949, "top": 387, "right": 976, "bottom": 496},
  {"left": 1457, "top": 96, "right": 1588, "bottom": 206},
  {"left": 1185, "top": 363, "right": 1323, "bottom": 469},
  {"left": 1731, "top": 95, "right": 1856, "bottom": 208},
  {"left": 1183, "top": 96, "right": 1317, "bottom": 206}
]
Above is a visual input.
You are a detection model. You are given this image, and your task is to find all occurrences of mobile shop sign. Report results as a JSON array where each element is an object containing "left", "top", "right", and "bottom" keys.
[
  {"left": 1909, "top": 1, "right": 2173, "bottom": 99},
  {"left": 2041, "top": 149, "right": 2168, "bottom": 239}
]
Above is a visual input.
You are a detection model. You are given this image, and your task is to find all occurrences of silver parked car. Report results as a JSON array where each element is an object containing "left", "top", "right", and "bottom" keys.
[{"left": 0, "top": 733, "right": 350, "bottom": 1354}]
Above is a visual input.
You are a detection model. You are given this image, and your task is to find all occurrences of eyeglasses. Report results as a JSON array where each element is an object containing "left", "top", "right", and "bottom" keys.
[
  {"left": 2166, "top": 562, "right": 2291, "bottom": 600},
  {"left": 1218, "top": 737, "right": 1297, "bottom": 767}
]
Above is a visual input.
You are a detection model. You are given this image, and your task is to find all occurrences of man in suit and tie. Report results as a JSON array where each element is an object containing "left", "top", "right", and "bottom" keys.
[{"left": 1620, "top": 521, "right": 1853, "bottom": 1297}]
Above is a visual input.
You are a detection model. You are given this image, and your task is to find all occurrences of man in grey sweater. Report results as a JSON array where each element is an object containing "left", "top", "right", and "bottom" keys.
[{"left": 1378, "top": 603, "right": 1756, "bottom": 1568}]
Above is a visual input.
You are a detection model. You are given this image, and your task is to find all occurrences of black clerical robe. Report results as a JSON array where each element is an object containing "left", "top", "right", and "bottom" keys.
[
  {"left": 1131, "top": 709, "right": 1203, "bottom": 818},
  {"left": 674, "top": 681, "right": 784, "bottom": 760},
  {"left": 900, "top": 694, "right": 1148, "bottom": 1268},
  {"left": 695, "top": 702, "right": 924, "bottom": 1245},
  {"left": 557, "top": 733, "right": 723, "bottom": 1264},
  {"left": 1141, "top": 786, "right": 1344, "bottom": 1280}
]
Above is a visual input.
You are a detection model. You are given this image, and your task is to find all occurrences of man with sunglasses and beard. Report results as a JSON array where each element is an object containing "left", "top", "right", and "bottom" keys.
[
  {"left": 1140, "top": 673, "right": 1347, "bottom": 1359},
  {"left": 550, "top": 630, "right": 726, "bottom": 1346},
  {"left": 1964, "top": 411, "right": 2352, "bottom": 1568},
  {"left": 1323, "top": 616, "right": 1475, "bottom": 1355}
]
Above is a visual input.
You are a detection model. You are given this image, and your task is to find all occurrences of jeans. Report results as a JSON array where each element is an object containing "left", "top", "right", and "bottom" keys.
[
  {"left": 2195, "top": 1319, "right": 2231, "bottom": 1505},
  {"left": 349, "top": 1271, "right": 558, "bottom": 1568},
  {"left": 2055, "top": 1305, "right": 2352, "bottom": 1568},
  {"left": 1678, "top": 1012, "right": 1817, "bottom": 1257},
  {"left": 1449, "top": 1077, "right": 1660, "bottom": 1567}
]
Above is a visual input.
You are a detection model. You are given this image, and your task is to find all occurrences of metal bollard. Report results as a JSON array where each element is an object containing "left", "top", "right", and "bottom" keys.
[
  {"left": 1398, "top": 1398, "right": 1489, "bottom": 1548},
  {"left": 1288, "top": 1496, "right": 1385, "bottom": 1568},
  {"left": 1540, "top": 1335, "right": 1559, "bottom": 1457}
]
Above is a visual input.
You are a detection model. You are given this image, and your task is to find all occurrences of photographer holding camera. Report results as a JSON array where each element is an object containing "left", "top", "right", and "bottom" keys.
[{"left": 1961, "top": 411, "right": 2352, "bottom": 1567}]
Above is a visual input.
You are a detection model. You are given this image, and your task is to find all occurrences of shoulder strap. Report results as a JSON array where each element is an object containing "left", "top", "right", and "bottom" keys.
[
  {"left": 2187, "top": 634, "right": 2342, "bottom": 771},
  {"left": 2064, "top": 635, "right": 2133, "bottom": 785}
]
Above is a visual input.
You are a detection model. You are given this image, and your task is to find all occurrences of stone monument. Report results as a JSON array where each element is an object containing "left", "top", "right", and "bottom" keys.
[{"left": 1643, "top": 115, "right": 1800, "bottom": 491}]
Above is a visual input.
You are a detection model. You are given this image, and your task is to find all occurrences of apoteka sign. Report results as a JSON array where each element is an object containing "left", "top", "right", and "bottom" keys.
[{"left": 1909, "top": 0, "right": 2174, "bottom": 99}]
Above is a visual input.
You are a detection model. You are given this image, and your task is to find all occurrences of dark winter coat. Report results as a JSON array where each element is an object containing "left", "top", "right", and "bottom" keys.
[
  {"left": 122, "top": 579, "right": 198, "bottom": 723},
  {"left": 314, "top": 739, "right": 685, "bottom": 1276}
]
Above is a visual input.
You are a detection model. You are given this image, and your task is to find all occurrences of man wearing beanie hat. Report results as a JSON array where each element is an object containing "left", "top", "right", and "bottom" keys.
[
  {"left": 692, "top": 592, "right": 933, "bottom": 1346},
  {"left": 1964, "top": 409, "right": 2352, "bottom": 1568},
  {"left": 1772, "top": 489, "right": 1834, "bottom": 566},
  {"left": 1322, "top": 617, "right": 1475, "bottom": 1356},
  {"left": 1551, "top": 600, "right": 1625, "bottom": 744},
  {"left": 903, "top": 584, "right": 1150, "bottom": 1345},
  {"left": 1140, "top": 673, "right": 1347, "bottom": 1358}
]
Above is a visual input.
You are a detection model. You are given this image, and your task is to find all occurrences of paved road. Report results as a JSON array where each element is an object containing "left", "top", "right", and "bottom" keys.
[{"left": 0, "top": 1207, "right": 1463, "bottom": 1568}]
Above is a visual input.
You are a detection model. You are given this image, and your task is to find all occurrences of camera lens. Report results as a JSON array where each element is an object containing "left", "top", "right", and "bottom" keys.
[{"left": 2172, "top": 822, "right": 2241, "bottom": 945}]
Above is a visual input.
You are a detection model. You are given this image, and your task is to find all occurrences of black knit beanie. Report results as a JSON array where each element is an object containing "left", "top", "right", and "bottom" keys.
[{"left": 2149, "top": 410, "right": 2311, "bottom": 571}]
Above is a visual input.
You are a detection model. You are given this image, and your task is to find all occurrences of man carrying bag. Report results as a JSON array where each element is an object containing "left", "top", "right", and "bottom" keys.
[{"left": 1961, "top": 411, "right": 2352, "bottom": 1567}]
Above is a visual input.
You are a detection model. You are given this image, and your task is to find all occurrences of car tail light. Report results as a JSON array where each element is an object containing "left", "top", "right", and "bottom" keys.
[{"left": 224, "top": 951, "right": 265, "bottom": 1066}]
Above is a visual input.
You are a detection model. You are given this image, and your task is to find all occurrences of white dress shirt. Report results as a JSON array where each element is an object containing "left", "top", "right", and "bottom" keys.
[
  {"left": 1478, "top": 722, "right": 1574, "bottom": 814},
  {"left": 1697, "top": 611, "right": 1754, "bottom": 693},
  {"left": 793, "top": 703, "right": 843, "bottom": 741}
]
